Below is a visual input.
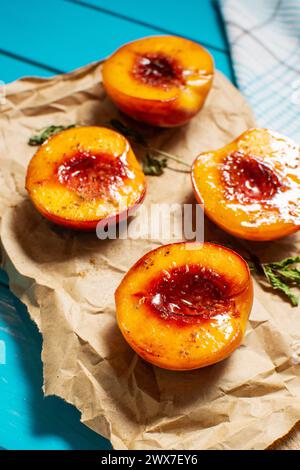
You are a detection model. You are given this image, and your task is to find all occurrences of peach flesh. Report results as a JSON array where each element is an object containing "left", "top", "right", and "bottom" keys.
[
  {"left": 222, "top": 151, "right": 282, "bottom": 204},
  {"left": 56, "top": 150, "right": 129, "bottom": 201},
  {"left": 25, "top": 126, "right": 146, "bottom": 230},
  {"left": 136, "top": 263, "right": 237, "bottom": 325},
  {"left": 115, "top": 242, "right": 253, "bottom": 370},
  {"left": 102, "top": 35, "right": 214, "bottom": 127},
  {"left": 132, "top": 53, "right": 183, "bottom": 89},
  {"left": 192, "top": 128, "right": 300, "bottom": 241}
]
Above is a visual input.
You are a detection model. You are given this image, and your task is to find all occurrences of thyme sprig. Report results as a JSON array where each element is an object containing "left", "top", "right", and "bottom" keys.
[{"left": 110, "top": 119, "right": 190, "bottom": 176}]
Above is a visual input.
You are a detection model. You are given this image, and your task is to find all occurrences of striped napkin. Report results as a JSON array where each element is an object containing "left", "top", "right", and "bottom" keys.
[{"left": 219, "top": 0, "right": 300, "bottom": 143}]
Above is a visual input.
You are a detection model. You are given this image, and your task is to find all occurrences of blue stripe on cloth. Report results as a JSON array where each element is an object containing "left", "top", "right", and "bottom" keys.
[
  {"left": 219, "top": 0, "right": 300, "bottom": 143},
  {"left": 245, "top": 46, "right": 300, "bottom": 92}
]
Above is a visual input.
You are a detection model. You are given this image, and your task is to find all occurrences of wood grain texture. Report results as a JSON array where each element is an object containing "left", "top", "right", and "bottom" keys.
[
  {"left": 0, "top": 0, "right": 233, "bottom": 81},
  {"left": 67, "top": 0, "right": 228, "bottom": 50},
  {"left": 0, "top": 270, "right": 111, "bottom": 450}
]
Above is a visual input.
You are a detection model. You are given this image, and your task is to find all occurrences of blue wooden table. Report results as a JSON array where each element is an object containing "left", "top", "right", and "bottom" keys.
[{"left": 0, "top": 0, "right": 233, "bottom": 450}]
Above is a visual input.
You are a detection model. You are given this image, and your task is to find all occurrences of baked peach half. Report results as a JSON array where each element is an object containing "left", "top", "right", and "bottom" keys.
[
  {"left": 103, "top": 35, "right": 214, "bottom": 127},
  {"left": 192, "top": 128, "right": 300, "bottom": 241},
  {"left": 26, "top": 126, "right": 146, "bottom": 230},
  {"left": 115, "top": 242, "right": 253, "bottom": 370}
]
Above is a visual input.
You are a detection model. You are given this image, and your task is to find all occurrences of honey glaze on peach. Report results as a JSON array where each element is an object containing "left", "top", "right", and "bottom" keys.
[
  {"left": 132, "top": 53, "right": 183, "bottom": 88},
  {"left": 136, "top": 264, "right": 238, "bottom": 325},
  {"left": 222, "top": 151, "right": 283, "bottom": 204},
  {"left": 56, "top": 150, "right": 131, "bottom": 200}
]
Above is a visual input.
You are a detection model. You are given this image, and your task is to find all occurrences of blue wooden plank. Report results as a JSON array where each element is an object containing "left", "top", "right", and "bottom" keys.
[
  {"left": 0, "top": 0, "right": 233, "bottom": 82},
  {"left": 70, "top": 0, "right": 228, "bottom": 52},
  {"left": 0, "top": 54, "right": 54, "bottom": 84},
  {"left": 0, "top": 274, "right": 111, "bottom": 449}
]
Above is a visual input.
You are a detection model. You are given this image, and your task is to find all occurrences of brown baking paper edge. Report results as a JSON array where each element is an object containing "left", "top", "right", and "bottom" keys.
[{"left": 0, "top": 60, "right": 300, "bottom": 450}]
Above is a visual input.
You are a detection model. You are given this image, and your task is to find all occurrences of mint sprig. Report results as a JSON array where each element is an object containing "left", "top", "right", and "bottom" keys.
[
  {"left": 249, "top": 254, "right": 300, "bottom": 306},
  {"left": 110, "top": 119, "right": 190, "bottom": 176},
  {"left": 143, "top": 154, "right": 167, "bottom": 176}
]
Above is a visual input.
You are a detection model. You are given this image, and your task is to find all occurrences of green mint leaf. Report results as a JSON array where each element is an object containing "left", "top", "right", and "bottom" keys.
[
  {"left": 263, "top": 265, "right": 299, "bottom": 306},
  {"left": 143, "top": 154, "right": 167, "bottom": 176},
  {"left": 28, "top": 124, "right": 76, "bottom": 146}
]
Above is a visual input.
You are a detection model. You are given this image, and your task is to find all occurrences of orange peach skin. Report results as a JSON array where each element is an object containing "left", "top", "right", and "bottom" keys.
[
  {"left": 26, "top": 126, "right": 146, "bottom": 230},
  {"left": 103, "top": 35, "right": 214, "bottom": 127},
  {"left": 115, "top": 242, "right": 253, "bottom": 370},
  {"left": 192, "top": 128, "right": 300, "bottom": 241}
]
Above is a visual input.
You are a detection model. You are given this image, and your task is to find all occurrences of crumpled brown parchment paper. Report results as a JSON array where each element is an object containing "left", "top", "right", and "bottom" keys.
[{"left": 0, "top": 60, "right": 300, "bottom": 450}]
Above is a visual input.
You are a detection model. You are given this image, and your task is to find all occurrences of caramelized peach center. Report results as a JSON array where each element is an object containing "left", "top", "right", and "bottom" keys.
[
  {"left": 222, "top": 151, "right": 282, "bottom": 203},
  {"left": 56, "top": 151, "right": 129, "bottom": 200},
  {"left": 132, "top": 53, "right": 183, "bottom": 88},
  {"left": 137, "top": 264, "right": 236, "bottom": 324}
]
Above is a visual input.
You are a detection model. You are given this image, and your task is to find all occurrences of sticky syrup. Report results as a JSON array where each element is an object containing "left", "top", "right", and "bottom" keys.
[
  {"left": 56, "top": 150, "right": 128, "bottom": 200},
  {"left": 132, "top": 53, "right": 183, "bottom": 88},
  {"left": 137, "top": 264, "right": 236, "bottom": 325},
  {"left": 222, "top": 151, "right": 282, "bottom": 204}
]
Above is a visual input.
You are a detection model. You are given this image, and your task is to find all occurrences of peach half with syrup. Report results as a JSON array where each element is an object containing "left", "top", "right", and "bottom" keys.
[
  {"left": 192, "top": 128, "right": 300, "bottom": 241},
  {"left": 26, "top": 126, "right": 146, "bottom": 230},
  {"left": 102, "top": 35, "right": 214, "bottom": 127},
  {"left": 115, "top": 242, "right": 253, "bottom": 370}
]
